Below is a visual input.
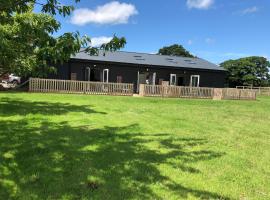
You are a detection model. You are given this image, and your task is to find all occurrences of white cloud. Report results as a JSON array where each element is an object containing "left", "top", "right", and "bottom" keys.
[
  {"left": 187, "top": 39, "right": 193, "bottom": 45},
  {"left": 194, "top": 51, "right": 250, "bottom": 63},
  {"left": 186, "top": 0, "right": 214, "bottom": 10},
  {"left": 240, "top": 6, "right": 259, "bottom": 15},
  {"left": 223, "top": 52, "right": 249, "bottom": 57},
  {"left": 262, "top": 54, "right": 269, "bottom": 60},
  {"left": 205, "top": 37, "right": 215, "bottom": 44},
  {"left": 91, "top": 36, "right": 113, "bottom": 47},
  {"left": 195, "top": 51, "right": 269, "bottom": 64},
  {"left": 71, "top": 1, "right": 138, "bottom": 26}
]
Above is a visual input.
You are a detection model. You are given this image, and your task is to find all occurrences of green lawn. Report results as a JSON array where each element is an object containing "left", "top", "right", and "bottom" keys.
[{"left": 0, "top": 92, "right": 270, "bottom": 200}]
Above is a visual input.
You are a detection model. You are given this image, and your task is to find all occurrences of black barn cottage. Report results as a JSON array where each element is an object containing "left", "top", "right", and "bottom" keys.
[{"left": 52, "top": 50, "right": 226, "bottom": 92}]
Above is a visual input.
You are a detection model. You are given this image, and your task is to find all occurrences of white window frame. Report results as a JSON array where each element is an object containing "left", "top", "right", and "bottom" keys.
[
  {"left": 170, "top": 74, "right": 177, "bottom": 86},
  {"left": 103, "top": 69, "right": 109, "bottom": 83},
  {"left": 190, "top": 75, "right": 200, "bottom": 87},
  {"left": 152, "top": 72, "right": 156, "bottom": 85}
]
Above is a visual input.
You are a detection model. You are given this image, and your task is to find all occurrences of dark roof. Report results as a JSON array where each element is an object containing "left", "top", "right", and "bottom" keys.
[{"left": 71, "top": 50, "right": 225, "bottom": 71}]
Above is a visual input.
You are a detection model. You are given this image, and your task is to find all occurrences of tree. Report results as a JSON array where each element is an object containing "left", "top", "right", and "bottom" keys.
[
  {"left": 220, "top": 56, "right": 270, "bottom": 87},
  {"left": 0, "top": 1, "right": 126, "bottom": 77},
  {"left": 158, "top": 44, "right": 194, "bottom": 57}
]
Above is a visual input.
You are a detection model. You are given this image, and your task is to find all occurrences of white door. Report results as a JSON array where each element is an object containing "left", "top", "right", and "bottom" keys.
[
  {"left": 170, "top": 74, "right": 177, "bottom": 85},
  {"left": 152, "top": 72, "right": 156, "bottom": 85},
  {"left": 103, "top": 69, "right": 109, "bottom": 83},
  {"left": 190, "top": 75, "right": 200, "bottom": 87}
]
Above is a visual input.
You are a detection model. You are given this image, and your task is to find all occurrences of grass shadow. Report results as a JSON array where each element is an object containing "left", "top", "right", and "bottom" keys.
[
  {"left": 0, "top": 118, "right": 229, "bottom": 199},
  {"left": 0, "top": 97, "right": 106, "bottom": 116}
]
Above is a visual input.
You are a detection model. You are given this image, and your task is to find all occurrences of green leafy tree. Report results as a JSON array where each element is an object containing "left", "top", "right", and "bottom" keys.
[
  {"left": 0, "top": 1, "right": 126, "bottom": 77},
  {"left": 158, "top": 44, "right": 194, "bottom": 57},
  {"left": 220, "top": 56, "right": 270, "bottom": 87}
]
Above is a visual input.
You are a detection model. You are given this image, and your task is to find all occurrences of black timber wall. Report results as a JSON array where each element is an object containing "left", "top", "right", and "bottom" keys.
[{"left": 50, "top": 59, "right": 226, "bottom": 91}]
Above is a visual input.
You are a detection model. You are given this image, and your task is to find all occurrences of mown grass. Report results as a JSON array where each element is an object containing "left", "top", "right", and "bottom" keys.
[{"left": 0, "top": 92, "right": 270, "bottom": 200}]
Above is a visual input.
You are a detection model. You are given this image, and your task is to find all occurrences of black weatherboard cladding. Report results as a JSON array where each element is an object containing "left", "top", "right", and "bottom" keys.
[{"left": 50, "top": 50, "right": 226, "bottom": 91}]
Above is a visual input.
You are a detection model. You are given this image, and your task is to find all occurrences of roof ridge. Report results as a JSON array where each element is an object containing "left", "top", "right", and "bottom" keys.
[
  {"left": 110, "top": 50, "right": 200, "bottom": 60},
  {"left": 79, "top": 48, "right": 200, "bottom": 60}
]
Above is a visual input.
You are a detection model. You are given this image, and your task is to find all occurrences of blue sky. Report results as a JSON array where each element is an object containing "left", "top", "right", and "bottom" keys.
[{"left": 53, "top": 0, "right": 270, "bottom": 64}]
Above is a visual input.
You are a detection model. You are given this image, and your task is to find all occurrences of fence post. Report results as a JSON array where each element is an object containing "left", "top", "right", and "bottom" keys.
[
  {"left": 29, "top": 78, "right": 32, "bottom": 92},
  {"left": 139, "top": 84, "right": 145, "bottom": 96},
  {"left": 213, "top": 88, "right": 223, "bottom": 100}
]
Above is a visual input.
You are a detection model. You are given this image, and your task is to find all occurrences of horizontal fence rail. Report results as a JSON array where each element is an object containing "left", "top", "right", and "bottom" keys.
[
  {"left": 28, "top": 78, "right": 256, "bottom": 100},
  {"left": 236, "top": 86, "right": 270, "bottom": 96},
  {"left": 222, "top": 88, "right": 256, "bottom": 100},
  {"left": 29, "top": 78, "right": 134, "bottom": 96},
  {"left": 140, "top": 84, "right": 256, "bottom": 100},
  {"left": 142, "top": 85, "right": 214, "bottom": 99}
]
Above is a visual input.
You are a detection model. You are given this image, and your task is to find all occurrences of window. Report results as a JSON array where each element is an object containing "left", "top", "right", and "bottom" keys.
[
  {"left": 103, "top": 69, "right": 109, "bottom": 83},
  {"left": 117, "top": 76, "right": 122, "bottom": 83},
  {"left": 170, "top": 74, "right": 177, "bottom": 85},
  {"left": 190, "top": 75, "right": 200, "bottom": 87},
  {"left": 85, "top": 67, "right": 91, "bottom": 81}
]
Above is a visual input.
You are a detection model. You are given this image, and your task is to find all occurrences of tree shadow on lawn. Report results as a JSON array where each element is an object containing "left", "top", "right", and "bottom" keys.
[
  {"left": 0, "top": 97, "right": 106, "bottom": 116},
  {"left": 0, "top": 119, "right": 230, "bottom": 199}
]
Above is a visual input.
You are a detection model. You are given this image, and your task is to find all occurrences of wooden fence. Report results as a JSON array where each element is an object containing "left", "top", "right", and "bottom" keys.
[
  {"left": 140, "top": 84, "right": 256, "bottom": 100},
  {"left": 29, "top": 78, "right": 134, "bottom": 96},
  {"left": 28, "top": 78, "right": 256, "bottom": 100},
  {"left": 141, "top": 84, "right": 214, "bottom": 99},
  {"left": 222, "top": 88, "right": 257, "bottom": 100},
  {"left": 236, "top": 86, "right": 270, "bottom": 96}
]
